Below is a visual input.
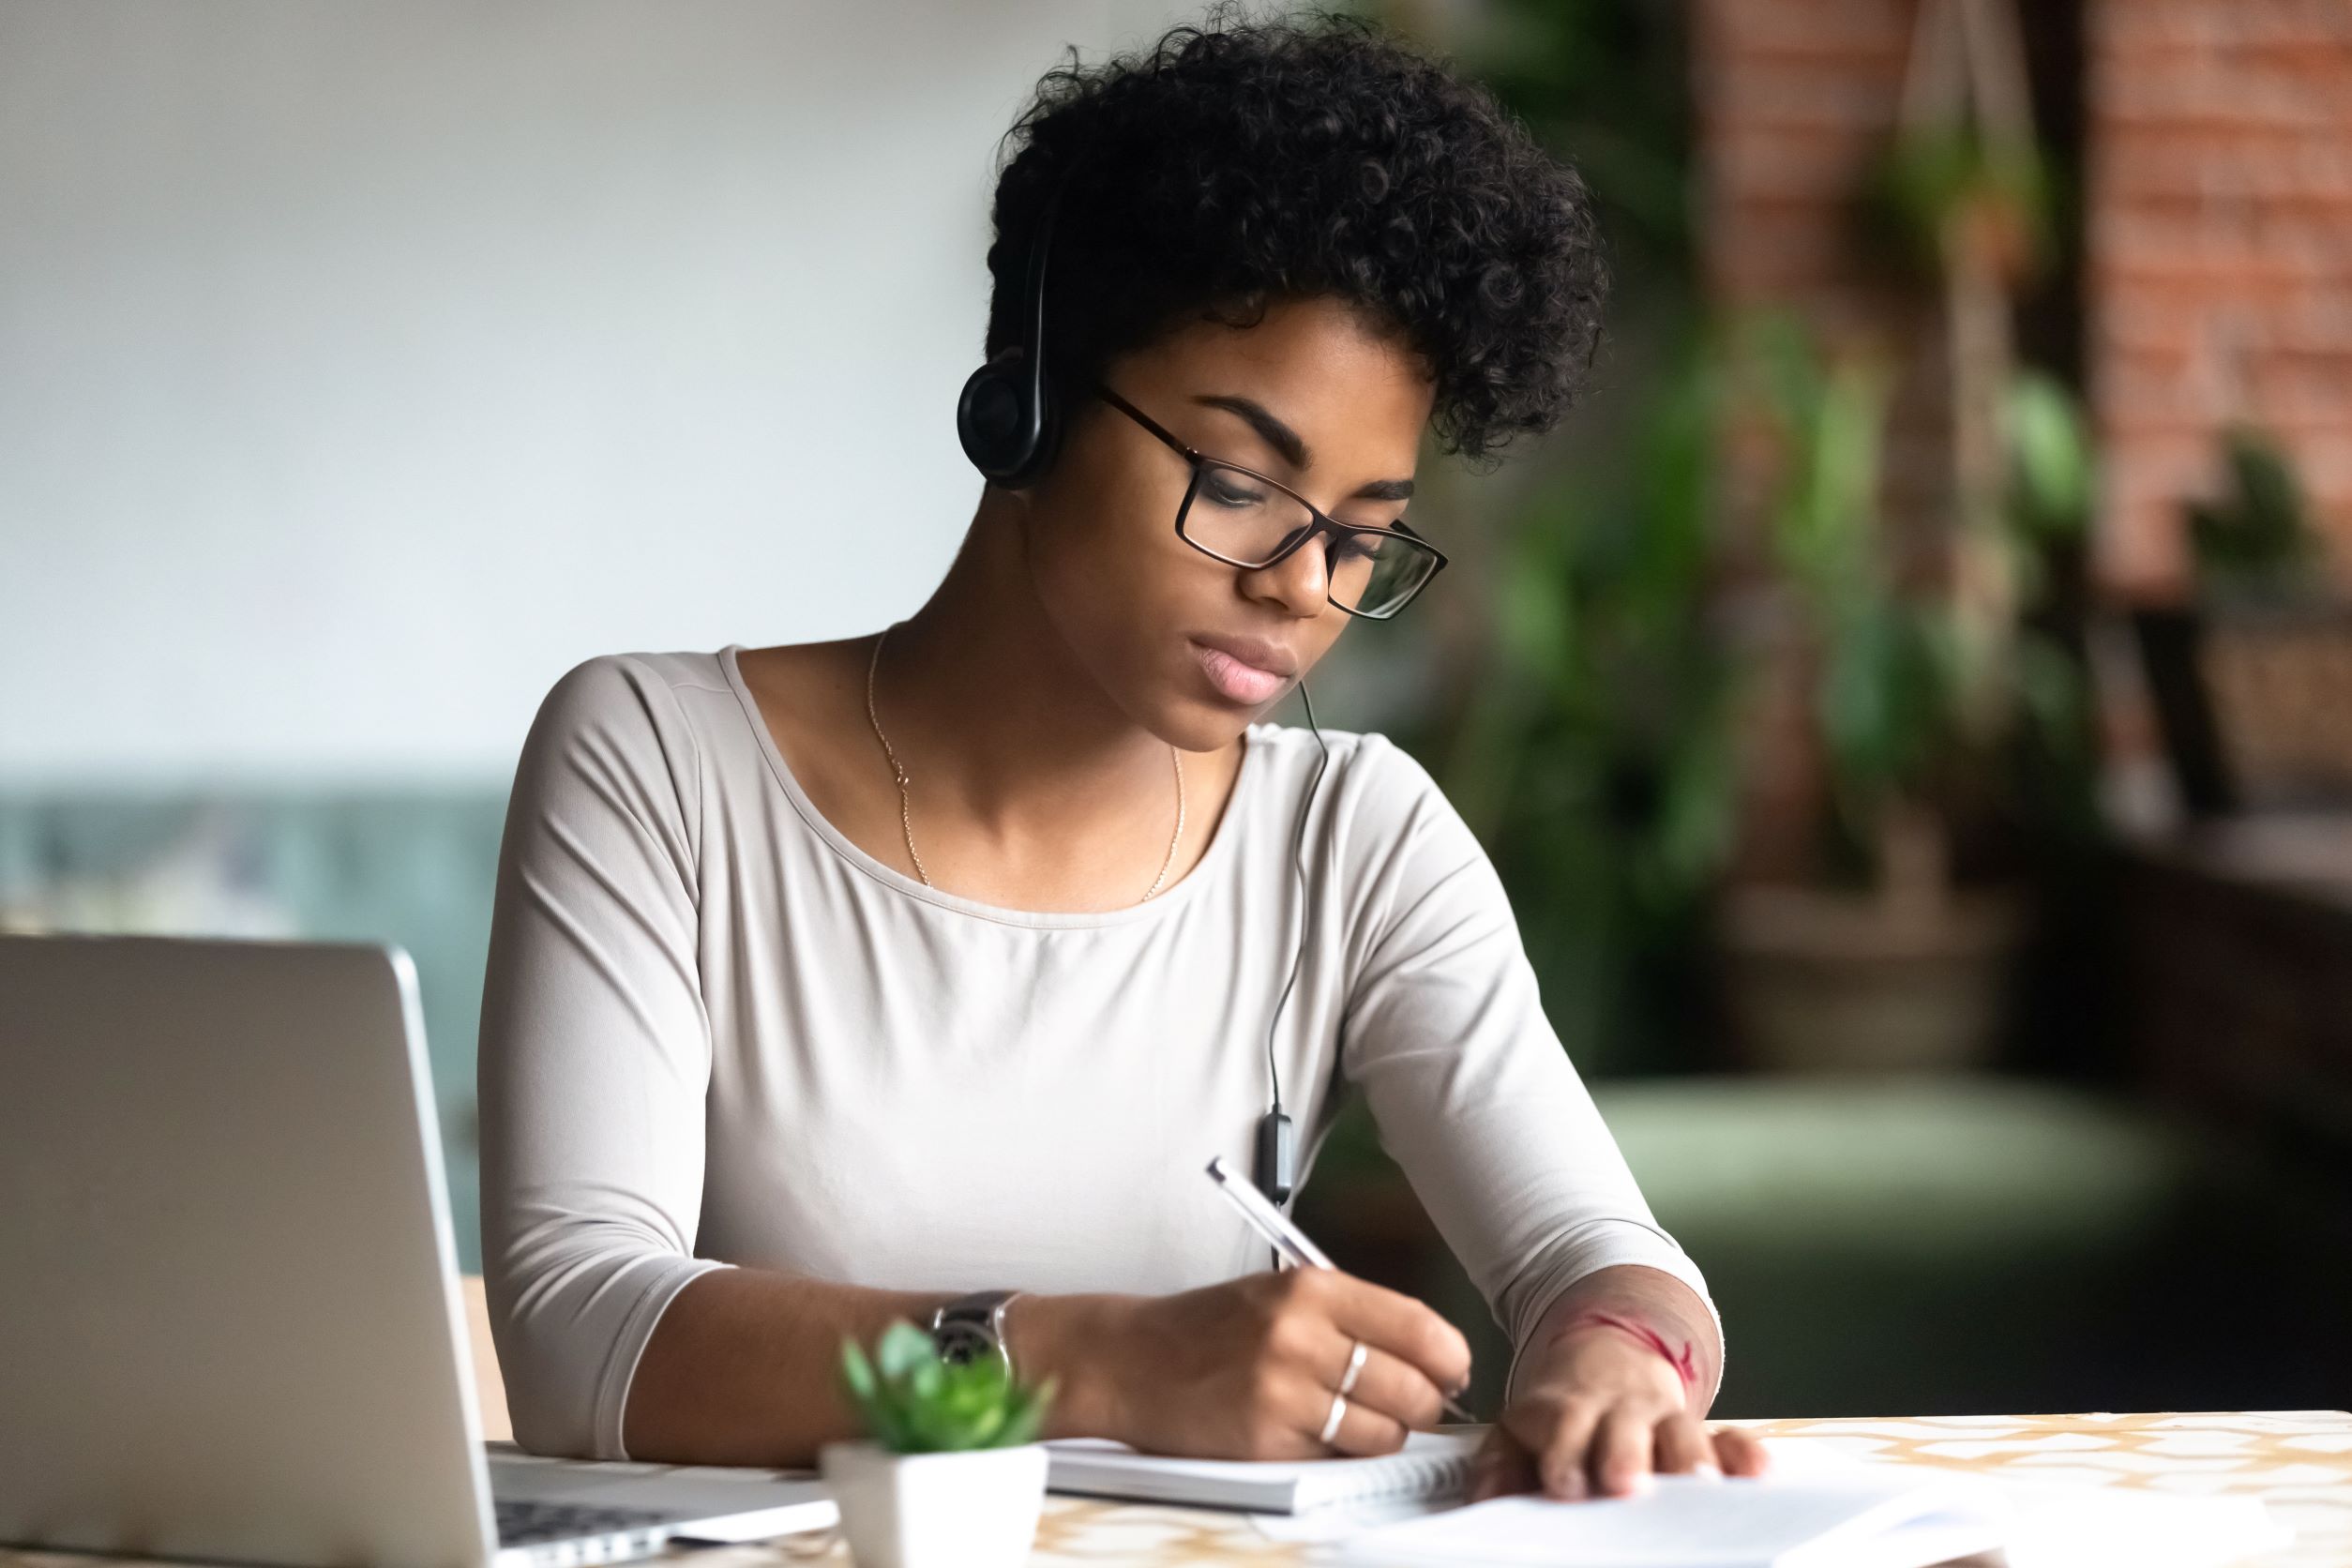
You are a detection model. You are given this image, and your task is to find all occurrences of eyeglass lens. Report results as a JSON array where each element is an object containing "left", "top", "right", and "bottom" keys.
[{"left": 1181, "top": 460, "right": 1436, "bottom": 617}]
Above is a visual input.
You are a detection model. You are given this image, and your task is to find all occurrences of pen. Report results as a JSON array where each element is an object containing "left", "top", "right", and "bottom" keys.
[{"left": 1204, "top": 1153, "right": 1479, "bottom": 1425}]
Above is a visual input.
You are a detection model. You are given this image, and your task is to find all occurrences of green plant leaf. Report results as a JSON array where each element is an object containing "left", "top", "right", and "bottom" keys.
[
  {"left": 2190, "top": 422, "right": 2319, "bottom": 592},
  {"left": 876, "top": 1319, "right": 934, "bottom": 1380},
  {"left": 837, "top": 1319, "right": 1061, "bottom": 1454},
  {"left": 839, "top": 1337, "right": 878, "bottom": 1407},
  {"left": 997, "top": 1375, "right": 1057, "bottom": 1447},
  {"left": 2005, "top": 370, "right": 2091, "bottom": 535}
]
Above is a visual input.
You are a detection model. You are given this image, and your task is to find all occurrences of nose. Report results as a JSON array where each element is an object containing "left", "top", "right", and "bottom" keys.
[{"left": 1240, "top": 528, "right": 1332, "bottom": 617}]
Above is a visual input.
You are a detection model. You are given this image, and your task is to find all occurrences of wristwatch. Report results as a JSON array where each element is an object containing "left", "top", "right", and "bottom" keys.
[{"left": 927, "top": 1289, "right": 1022, "bottom": 1377}]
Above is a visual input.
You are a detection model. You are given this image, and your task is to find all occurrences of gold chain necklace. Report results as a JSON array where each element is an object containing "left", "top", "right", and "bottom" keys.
[{"left": 864, "top": 622, "right": 1185, "bottom": 903}]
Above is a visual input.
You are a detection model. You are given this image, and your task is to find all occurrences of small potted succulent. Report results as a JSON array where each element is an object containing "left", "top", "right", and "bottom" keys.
[{"left": 817, "top": 1319, "right": 1059, "bottom": 1568}]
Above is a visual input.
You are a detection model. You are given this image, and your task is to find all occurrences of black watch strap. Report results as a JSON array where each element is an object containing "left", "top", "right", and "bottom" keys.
[{"left": 927, "top": 1289, "right": 1021, "bottom": 1377}]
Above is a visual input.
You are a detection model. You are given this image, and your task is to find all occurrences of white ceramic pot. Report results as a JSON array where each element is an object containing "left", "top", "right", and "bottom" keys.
[{"left": 816, "top": 1439, "right": 1048, "bottom": 1568}]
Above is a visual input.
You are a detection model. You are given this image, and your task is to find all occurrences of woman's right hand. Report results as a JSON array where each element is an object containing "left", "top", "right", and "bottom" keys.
[{"left": 1103, "top": 1266, "right": 1474, "bottom": 1460}]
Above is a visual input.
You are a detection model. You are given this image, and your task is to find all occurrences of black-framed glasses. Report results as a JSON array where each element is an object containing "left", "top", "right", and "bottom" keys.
[{"left": 1094, "top": 382, "right": 1448, "bottom": 620}]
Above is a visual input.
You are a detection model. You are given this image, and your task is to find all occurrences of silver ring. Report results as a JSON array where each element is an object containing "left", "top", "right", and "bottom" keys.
[
  {"left": 1337, "top": 1339, "right": 1366, "bottom": 1396},
  {"left": 1319, "top": 1391, "right": 1348, "bottom": 1445}
]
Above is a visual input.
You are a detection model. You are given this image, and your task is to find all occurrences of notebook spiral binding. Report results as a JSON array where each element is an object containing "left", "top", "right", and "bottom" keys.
[{"left": 1311, "top": 1448, "right": 1476, "bottom": 1509}]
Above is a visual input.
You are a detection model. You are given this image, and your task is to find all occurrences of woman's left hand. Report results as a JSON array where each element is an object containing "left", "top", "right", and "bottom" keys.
[{"left": 1465, "top": 1321, "right": 1770, "bottom": 1503}]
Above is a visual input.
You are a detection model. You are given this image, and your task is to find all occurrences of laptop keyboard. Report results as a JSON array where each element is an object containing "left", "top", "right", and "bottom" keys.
[{"left": 494, "top": 1498, "right": 678, "bottom": 1545}]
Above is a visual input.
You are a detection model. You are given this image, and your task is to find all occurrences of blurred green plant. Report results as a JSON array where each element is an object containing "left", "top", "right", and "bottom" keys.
[
  {"left": 1873, "top": 121, "right": 2055, "bottom": 285},
  {"left": 2187, "top": 423, "right": 2323, "bottom": 596},
  {"left": 1737, "top": 310, "right": 2094, "bottom": 889},
  {"left": 1404, "top": 340, "right": 1741, "bottom": 1076},
  {"left": 1328, "top": 0, "right": 2101, "bottom": 1093},
  {"left": 1334, "top": 0, "right": 1726, "bottom": 1079},
  {"left": 837, "top": 1320, "right": 1056, "bottom": 1454}
]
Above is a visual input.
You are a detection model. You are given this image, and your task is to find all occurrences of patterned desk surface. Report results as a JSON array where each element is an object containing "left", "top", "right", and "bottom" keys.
[
  {"left": 7, "top": 1411, "right": 2345, "bottom": 1566},
  {"left": 701, "top": 1410, "right": 2352, "bottom": 1567}
]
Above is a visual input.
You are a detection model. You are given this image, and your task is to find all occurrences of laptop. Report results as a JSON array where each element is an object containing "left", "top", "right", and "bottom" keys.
[{"left": 0, "top": 931, "right": 838, "bottom": 1568}]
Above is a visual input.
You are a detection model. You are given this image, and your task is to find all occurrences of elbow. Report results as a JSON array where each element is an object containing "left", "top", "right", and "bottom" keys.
[
  {"left": 485, "top": 1260, "right": 616, "bottom": 1460},
  {"left": 505, "top": 1393, "right": 598, "bottom": 1463},
  {"left": 487, "top": 1234, "right": 726, "bottom": 1461}
]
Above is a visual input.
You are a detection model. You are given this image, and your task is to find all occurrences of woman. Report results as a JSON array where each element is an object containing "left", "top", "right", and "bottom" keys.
[{"left": 478, "top": 5, "right": 1768, "bottom": 1505}]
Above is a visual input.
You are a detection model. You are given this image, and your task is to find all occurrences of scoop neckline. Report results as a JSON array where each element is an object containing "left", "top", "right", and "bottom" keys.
[{"left": 717, "top": 641, "right": 1262, "bottom": 929}]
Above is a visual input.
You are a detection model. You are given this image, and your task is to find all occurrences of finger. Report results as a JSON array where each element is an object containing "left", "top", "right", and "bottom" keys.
[
  {"left": 1244, "top": 1371, "right": 1372, "bottom": 1463},
  {"left": 1308, "top": 1384, "right": 1409, "bottom": 1458},
  {"left": 1588, "top": 1407, "right": 1657, "bottom": 1499},
  {"left": 1653, "top": 1412, "right": 1718, "bottom": 1477},
  {"left": 1711, "top": 1425, "right": 1772, "bottom": 1476},
  {"left": 1467, "top": 1428, "right": 1537, "bottom": 1504},
  {"left": 1523, "top": 1397, "right": 1606, "bottom": 1501},
  {"left": 1319, "top": 1272, "right": 1472, "bottom": 1401},
  {"left": 1309, "top": 1332, "right": 1453, "bottom": 1433}
]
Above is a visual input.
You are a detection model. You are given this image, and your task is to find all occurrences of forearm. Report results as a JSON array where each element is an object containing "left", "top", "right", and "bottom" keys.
[
  {"left": 1515, "top": 1263, "right": 1722, "bottom": 1417},
  {"left": 619, "top": 1266, "right": 1139, "bottom": 1466}
]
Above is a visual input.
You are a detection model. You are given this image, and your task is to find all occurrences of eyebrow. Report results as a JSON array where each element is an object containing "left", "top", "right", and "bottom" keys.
[{"left": 1188, "top": 393, "right": 1416, "bottom": 503}]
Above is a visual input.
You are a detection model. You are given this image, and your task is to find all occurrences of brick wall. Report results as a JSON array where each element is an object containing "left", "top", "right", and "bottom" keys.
[
  {"left": 1696, "top": 0, "right": 2352, "bottom": 600},
  {"left": 1692, "top": 0, "right": 1952, "bottom": 538},
  {"left": 2088, "top": 0, "right": 2352, "bottom": 598},
  {"left": 1692, "top": 0, "right": 2352, "bottom": 862}
]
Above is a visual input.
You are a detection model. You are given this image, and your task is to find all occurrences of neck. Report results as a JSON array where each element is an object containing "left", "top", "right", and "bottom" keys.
[{"left": 870, "top": 490, "right": 1205, "bottom": 848}]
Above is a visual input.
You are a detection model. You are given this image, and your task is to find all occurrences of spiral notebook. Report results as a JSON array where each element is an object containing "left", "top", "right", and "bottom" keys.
[{"left": 1042, "top": 1429, "right": 1484, "bottom": 1514}]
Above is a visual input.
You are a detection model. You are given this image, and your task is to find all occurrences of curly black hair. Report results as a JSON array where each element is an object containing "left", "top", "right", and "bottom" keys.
[{"left": 983, "top": 1, "right": 1608, "bottom": 471}]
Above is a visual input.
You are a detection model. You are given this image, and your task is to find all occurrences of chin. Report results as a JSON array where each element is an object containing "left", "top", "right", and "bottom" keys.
[
  {"left": 1158, "top": 701, "right": 1253, "bottom": 755},
  {"left": 1103, "top": 629, "right": 1272, "bottom": 751},
  {"left": 1132, "top": 671, "right": 1256, "bottom": 753}
]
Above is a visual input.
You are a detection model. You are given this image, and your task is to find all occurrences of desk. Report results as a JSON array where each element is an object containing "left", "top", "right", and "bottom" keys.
[
  {"left": 6, "top": 1410, "right": 2344, "bottom": 1565},
  {"left": 714, "top": 1412, "right": 2352, "bottom": 1565},
  {"left": 15, "top": 1275, "right": 2347, "bottom": 1565}
]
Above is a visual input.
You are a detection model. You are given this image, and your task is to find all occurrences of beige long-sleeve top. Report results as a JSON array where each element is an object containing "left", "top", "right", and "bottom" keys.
[{"left": 476, "top": 645, "right": 1719, "bottom": 1460}]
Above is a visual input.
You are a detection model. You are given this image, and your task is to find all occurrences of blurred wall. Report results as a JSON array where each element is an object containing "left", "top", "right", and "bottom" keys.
[
  {"left": 0, "top": 0, "right": 1210, "bottom": 785},
  {"left": 2087, "top": 0, "right": 2352, "bottom": 598},
  {"left": 1691, "top": 0, "right": 1952, "bottom": 521},
  {"left": 0, "top": 0, "right": 1254, "bottom": 1273}
]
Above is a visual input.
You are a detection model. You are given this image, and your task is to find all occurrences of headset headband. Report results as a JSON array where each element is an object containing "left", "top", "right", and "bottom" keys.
[{"left": 955, "top": 165, "right": 1077, "bottom": 488}]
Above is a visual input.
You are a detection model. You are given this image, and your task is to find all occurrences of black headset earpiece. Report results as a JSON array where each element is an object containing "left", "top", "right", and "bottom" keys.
[{"left": 956, "top": 177, "right": 1068, "bottom": 490}]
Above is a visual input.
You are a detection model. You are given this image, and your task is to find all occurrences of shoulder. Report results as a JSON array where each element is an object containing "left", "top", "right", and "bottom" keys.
[
  {"left": 512, "top": 650, "right": 731, "bottom": 833},
  {"left": 1244, "top": 718, "right": 1454, "bottom": 811},
  {"left": 1243, "top": 720, "right": 1477, "bottom": 869},
  {"left": 533, "top": 649, "right": 726, "bottom": 723},
  {"left": 522, "top": 650, "right": 731, "bottom": 758},
  {"left": 1244, "top": 718, "right": 1401, "bottom": 781},
  {"left": 1245, "top": 721, "right": 1509, "bottom": 961}
]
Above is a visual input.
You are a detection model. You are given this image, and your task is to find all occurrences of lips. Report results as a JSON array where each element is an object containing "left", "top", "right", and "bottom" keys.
[
  {"left": 1189, "top": 637, "right": 1293, "bottom": 705},
  {"left": 1191, "top": 631, "right": 1299, "bottom": 676}
]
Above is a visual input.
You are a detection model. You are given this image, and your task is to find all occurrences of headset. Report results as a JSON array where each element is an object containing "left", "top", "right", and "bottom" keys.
[{"left": 956, "top": 168, "right": 1334, "bottom": 1218}]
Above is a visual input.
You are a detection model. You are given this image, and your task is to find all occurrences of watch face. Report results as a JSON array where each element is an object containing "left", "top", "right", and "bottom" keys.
[{"left": 933, "top": 1319, "right": 995, "bottom": 1365}]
